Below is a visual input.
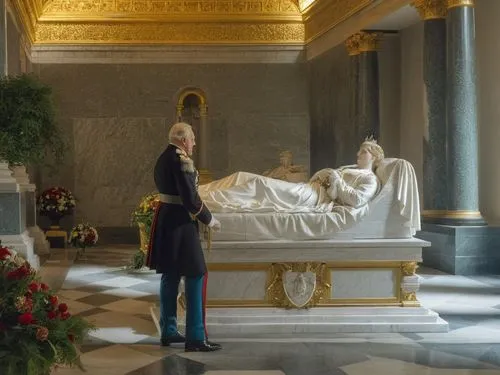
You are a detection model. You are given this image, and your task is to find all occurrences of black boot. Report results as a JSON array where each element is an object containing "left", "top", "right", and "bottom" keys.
[
  {"left": 161, "top": 332, "right": 186, "bottom": 346},
  {"left": 185, "top": 340, "right": 222, "bottom": 352}
]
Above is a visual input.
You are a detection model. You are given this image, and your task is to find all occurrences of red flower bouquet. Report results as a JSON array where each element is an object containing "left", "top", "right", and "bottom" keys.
[{"left": 0, "top": 242, "right": 94, "bottom": 375}]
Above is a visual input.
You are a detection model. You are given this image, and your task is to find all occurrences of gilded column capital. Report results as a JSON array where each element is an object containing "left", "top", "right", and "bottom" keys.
[
  {"left": 412, "top": 0, "right": 447, "bottom": 20},
  {"left": 345, "top": 34, "right": 361, "bottom": 56},
  {"left": 447, "top": 0, "right": 474, "bottom": 9},
  {"left": 357, "top": 31, "right": 381, "bottom": 53}
]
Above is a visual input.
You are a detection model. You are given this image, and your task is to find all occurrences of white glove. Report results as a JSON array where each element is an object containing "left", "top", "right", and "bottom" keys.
[{"left": 208, "top": 217, "right": 221, "bottom": 232}]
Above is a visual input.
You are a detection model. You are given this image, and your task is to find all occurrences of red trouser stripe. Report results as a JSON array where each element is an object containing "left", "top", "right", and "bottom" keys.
[
  {"left": 202, "top": 271, "right": 208, "bottom": 338},
  {"left": 145, "top": 203, "right": 161, "bottom": 268}
]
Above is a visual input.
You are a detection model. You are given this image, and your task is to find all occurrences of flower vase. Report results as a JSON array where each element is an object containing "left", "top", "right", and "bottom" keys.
[
  {"left": 76, "top": 245, "right": 87, "bottom": 261},
  {"left": 45, "top": 212, "right": 68, "bottom": 249},
  {"left": 138, "top": 223, "right": 149, "bottom": 253},
  {"left": 47, "top": 211, "right": 65, "bottom": 230}
]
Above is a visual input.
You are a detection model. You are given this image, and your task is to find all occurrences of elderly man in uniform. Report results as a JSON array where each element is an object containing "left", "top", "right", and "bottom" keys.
[{"left": 146, "top": 122, "right": 222, "bottom": 352}]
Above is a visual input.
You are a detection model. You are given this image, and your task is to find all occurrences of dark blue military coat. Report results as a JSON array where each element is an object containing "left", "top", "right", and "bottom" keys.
[{"left": 146, "top": 144, "right": 212, "bottom": 277}]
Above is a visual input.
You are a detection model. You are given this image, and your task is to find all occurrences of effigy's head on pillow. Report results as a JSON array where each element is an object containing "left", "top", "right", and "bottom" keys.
[{"left": 357, "top": 136, "right": 385, "bottom": 170}]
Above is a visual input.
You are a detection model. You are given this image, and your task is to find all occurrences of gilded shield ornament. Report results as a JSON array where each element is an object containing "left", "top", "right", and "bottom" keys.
[
  {"left": 266, "top": 262, "right": 330, "bottom": 309},
  {"left": 283, "top": 271, "right": 317, "bottom": 308}
]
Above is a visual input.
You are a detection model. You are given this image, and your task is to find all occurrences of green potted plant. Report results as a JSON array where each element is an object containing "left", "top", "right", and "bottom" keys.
[{"left": 0, "top": 73, "right": 65, "bottom": 169}]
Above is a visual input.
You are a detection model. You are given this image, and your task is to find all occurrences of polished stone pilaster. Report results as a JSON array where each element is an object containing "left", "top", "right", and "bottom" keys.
[
  {"left": 345, "top": 35, "right": 361, "bottom": 149},
  {"left": 198, "top": 104, "right": 213, "bottom": 184},
  {"left": 412, "top": 0, "right": 448, "bottom": 222},
  {"left": 0, "top": 0, "right": 7, "bottom": 75},
  {"left": 444, "top": 0, "right": 484, "bottom": 225},
  {"left": 418, "top": 0, "right": 488, "bottom": 275},
  {"left": 356, "top": 31, "right": 381, "bottom": 141}
]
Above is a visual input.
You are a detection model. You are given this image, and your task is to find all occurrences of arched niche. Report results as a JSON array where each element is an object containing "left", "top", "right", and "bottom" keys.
[{"left": 175, "top": 88, "right": 210, "bottom": 180}]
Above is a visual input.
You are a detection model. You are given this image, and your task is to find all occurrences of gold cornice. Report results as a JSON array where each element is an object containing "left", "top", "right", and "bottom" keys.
[
  {"left": 304, "top": 0, "right": 373, "bottom": 42},
  {"left": 38, "top": 14, "right": 304, "bottom": 23},
  {"left": 42, "top": 0, "right": 301, "bottom": 16},
  {"left": 11, "top": 0, "right": 375, "bottom": 45},
  {"left": 412, "top": 0, "right": 447, "bottom": 20},
  {"left": 8, "top": 0, "right": 38, "bottom": 43},
  {"left": 35, "top": 22, "right": 305, "bottom": 44},
  {"left": 447, "top": 0, "right": 474, "bottom": 9}
]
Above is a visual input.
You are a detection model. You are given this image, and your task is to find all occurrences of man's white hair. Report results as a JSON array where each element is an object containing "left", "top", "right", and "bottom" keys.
[{"left": 168, "top": 122, "right": 194, "bottom": 143}]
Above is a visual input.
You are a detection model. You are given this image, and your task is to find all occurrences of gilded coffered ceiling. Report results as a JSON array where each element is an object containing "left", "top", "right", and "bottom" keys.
[{"left": 9, "top": 0, "right": 374, "bottom": 45}]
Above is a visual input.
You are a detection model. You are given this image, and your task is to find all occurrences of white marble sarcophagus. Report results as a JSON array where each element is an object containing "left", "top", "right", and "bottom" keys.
[{"left": 152, "top": 157, "right": 448, "bottom": 335}]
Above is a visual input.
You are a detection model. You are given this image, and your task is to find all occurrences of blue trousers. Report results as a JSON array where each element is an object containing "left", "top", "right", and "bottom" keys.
[{"left": 159, "top": 273, "right": 206, "bottom": 342}]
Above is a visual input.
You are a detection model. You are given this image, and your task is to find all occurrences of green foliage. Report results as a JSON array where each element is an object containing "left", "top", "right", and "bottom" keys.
[
  {"left": 130, "top": 192, "right": 160, "bottom": 228},
  {"left": 0, "top": 73, "right": 65, "bottom": 166},
  {"left": 129, "top": 250, "right": 145, "bottom": 270}
]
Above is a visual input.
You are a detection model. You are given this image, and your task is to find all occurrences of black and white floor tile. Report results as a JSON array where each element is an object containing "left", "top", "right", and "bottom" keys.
[{"left": 42, "top": 246, "right": 500, "bottom": 375}]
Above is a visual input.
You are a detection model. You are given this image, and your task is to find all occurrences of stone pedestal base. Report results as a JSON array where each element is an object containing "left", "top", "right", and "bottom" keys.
[
  {"left": 45, "top": 226, "right": 67, "bottom": 249},
  {"left": 151, "top": 238, "right": 449, "bottom": 336},
  {"left": 28, "top": 225, "right": 51, "bottom": 255},
  {"left": 418, "top": 223, "right": 500, "bottom": 275},
  {"left": 0, "top": 231, "right": 39, "bottom": 269},
  {"left": 151, "top": 305, "right": 447, "bottom": 336}
]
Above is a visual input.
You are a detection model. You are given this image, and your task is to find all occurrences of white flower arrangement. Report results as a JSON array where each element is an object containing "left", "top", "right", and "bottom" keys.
[
  {"left": 69, "top": 223, "right": 98, "bottom": 249},
  {"left": 37, "top": 186, "right": 76, "bottom": 216}
]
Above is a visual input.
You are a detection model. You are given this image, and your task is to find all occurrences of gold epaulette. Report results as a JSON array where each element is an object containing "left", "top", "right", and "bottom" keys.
[{"left": 176, "top": 148, "right": 195, "bottom": 173}]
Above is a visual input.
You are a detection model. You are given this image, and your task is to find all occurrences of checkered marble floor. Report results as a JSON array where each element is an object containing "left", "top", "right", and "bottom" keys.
[{"left": 42, "top": 246, "right": 500, "bottom": 375}]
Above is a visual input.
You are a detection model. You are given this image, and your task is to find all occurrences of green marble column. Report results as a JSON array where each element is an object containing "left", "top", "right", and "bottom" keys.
[
  {"left": 356, "top": 31, "right": 381, "bottom": 142},
  {"left": 412, "top": 1, "right": 448, "bottom": 223},
  {"left": 443, "top": 0, "right": 484, "bottom": 225},
  {"left": 0, "top": 0, "right": 6, "bottom": 75},
  {"left": 345, "top": 35, "right": 361, "bottom": 156}
]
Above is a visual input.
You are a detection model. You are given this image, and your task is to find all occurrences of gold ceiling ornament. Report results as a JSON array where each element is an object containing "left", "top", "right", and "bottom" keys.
[
  {"left": 345, "top": 33, "right": 361, "bottom": 56},
  {"left": 266, "top": 262, "right": 331, "bottom": 309},
  {"left": 447, "top": 0, "right": 474, "bottom": 9},
  {"left": 35, "top": 21, "right": 305, "bottom": 44},
  {"left": 13, "top": 0, "right": 373, "bottom": 45},
  {"left": 412, "top": 0, "right": 447, "bottom": 20},
  {"left": 304, "top": 0, "right": 373, "bottom": 42},
  {"left": 41, "top": 0, "right": 301, "bottom": 18},
  {"left": 298, "top": 0, "right": 316, "bottom": 11},
  {"left": 401, "top": 261, "right": 419, "bottom": 276},
  {"left": 356, "top": 31, "right": 381, "bottom": 52}
]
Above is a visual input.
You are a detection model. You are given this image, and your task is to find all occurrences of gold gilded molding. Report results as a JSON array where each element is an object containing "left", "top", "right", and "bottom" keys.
[
  {"left": 266, "top": 262, "right": 331, "bottom": 309},
  {"left": 357, "top": 31, "right": 381, "bottom": 52},
  {"left": 304, "top": 0, "right": 373, "bottom": 42},
  {"left": 401, "top": 261, "right": 419, "bottom": 276},
  {"left": 298, "top": 0, "right": 316, "bottom": 12},
  {"left": 207, "top": 261, "right": 404, "bottom": 271},
  {"left": 401, "top": 291, "right": 420, "bottom": 307},
  {"left": 345, "top": 33, "right": 361, "bottom": 56},
  {"left": 447, "top": 0, "right": 474, "bottom": 9},
  {"left": 412, "top": 0, "right": 447, "bottom": 20},
  {"left": 35, "top": 22, "right": 305, "bottom": 44},
  {"left": 42, "top": 0, "right": 300, "bottom": 17},
  {"left": 9, "top": 0, "right": 39, "bottom": 43},
  {"left": 422, "top": 209, "right": 482, "bottom": 219}
]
